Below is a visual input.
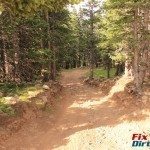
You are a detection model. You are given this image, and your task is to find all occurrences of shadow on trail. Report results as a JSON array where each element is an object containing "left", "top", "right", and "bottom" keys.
[
  {"left": 3, "top": 69, "right": 150, "bottom": 150},
  {"left": 47, "top": 75, "right": 150, "bottom": 149}
]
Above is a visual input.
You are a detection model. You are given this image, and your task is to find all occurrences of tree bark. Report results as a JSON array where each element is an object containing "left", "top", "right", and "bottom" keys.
[
  {"left": 106, "top": 54, "right": 111, "bottom": 78},
  {"left": 124, "top": 60, "right": 133, "bottom": 77},
  {"left": 132, "top": 7, "right": 149, "bottom": 94},
  {"left": 132, "top": 8, "right": 142, "bottom": 93},
  {"left": 50, "top": 46, "right": 56, "bottom": 80},
  {"left": 89, "top": 2, "right": 95, "bottom": 79},
  {"left": 1, "top": 31, "right": 9, "bottom": 79},
  {"left": 12, "top": 30, "right": 20, "bottom": 82},
  {"left": 9, "top": 12, "right": 21, "bottom": 83},
  {"left": 45, "top": 10, "right": 53, "bottom": 80},
  {"left": 138, "top": 8, "right": 149, "bottom": 84}
]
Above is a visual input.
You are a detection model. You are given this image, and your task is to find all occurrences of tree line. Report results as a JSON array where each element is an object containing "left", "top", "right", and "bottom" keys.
[
  {"left": 103, "top": 0, "right": 150, "bottom": 93},
  {"left": 0, "top": 0, "right": 149, "bottom": 94}
]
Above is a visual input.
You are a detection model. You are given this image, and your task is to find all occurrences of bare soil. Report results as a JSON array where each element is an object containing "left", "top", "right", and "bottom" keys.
[{"left": 1, "top": 68, "right": 150, "bottom": 150}]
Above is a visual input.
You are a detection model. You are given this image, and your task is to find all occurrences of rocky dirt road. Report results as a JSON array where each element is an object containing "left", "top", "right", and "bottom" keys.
[{"left": 1, "top": 69, "right": 150, "bottom": 150}]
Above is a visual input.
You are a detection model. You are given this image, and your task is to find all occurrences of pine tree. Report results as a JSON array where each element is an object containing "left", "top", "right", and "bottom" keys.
[{"left": 103, "top": 0, "right": 150, "bottom": 93}]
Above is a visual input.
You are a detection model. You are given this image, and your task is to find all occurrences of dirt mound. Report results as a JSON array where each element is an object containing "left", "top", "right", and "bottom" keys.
[
  {"left": 0, "top": 81, "right": 62, "bottom": 144},
  {"left": 109, "top": 80, "right": 150, "bottom": 110},
  {"left": 84, "top": 77, "right": 119, "bottom": 94}
]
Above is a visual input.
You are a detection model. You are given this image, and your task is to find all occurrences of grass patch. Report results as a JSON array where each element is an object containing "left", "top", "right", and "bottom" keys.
[
  {"left": 0, "top": 83, "right": 43, "bottom": 115},
  {"left": 0, "top": 100, "right": 16, "bottom": 116},
  {"left": 44, "top": 105, "right": 52, "bottom": 113},
  {"left": 90, "top": 68, "right": 116, "bottom": 79},
  {"left": 0, "top": 83, "right": 43, "bottom": 100}
]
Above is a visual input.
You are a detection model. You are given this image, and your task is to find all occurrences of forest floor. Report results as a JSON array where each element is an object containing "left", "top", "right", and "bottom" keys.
[{"left": 1, "top": 68, "right": 150, "bottom": 150}]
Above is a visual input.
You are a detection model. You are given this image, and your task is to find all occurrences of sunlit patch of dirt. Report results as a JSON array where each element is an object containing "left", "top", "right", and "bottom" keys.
[
  {"left": 1, "top": 69, "right": 150, "bottom": 150},
  {"left": 0, "top": 81, "right": 62, "bottom": 144}
]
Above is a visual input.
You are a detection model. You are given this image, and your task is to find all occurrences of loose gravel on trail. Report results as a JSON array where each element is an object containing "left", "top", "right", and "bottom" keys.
[{"left": 1, "top": 69, "right": 150, "bottom": 150}]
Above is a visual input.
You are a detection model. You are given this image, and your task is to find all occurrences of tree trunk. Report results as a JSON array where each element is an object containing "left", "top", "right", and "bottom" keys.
[
  {"left": 138, "top": 8, "right": 149, "bottom": 85},
  {"left": 10, "top": 13, "right": 20, "bottom": 83},
  {"left": 133, "top": 8, "right": 142, "bottom": 94},
  {"left": 50, "top": 46, "right": 56, "bottom": 80},
  {"left": 124, "top": 60, "right": 133, "bottom": 77},
  {"left": 89, "top": 3, "right": 95, "bottom": 79},
  {"left": 1, "top": 31, "right": 9, "bottom": 79},
  {"left": 89, "top": 65, "right": 94, "bottom": 79},
  {"left": 107, "top": 65, "right": 110, "bottom": 78},
  {"left": 12, "top": 30, "right": 20, "bottom": 82},
  {"left": 132, "top": 7, "right": 149, "bottom": 94},
  {"left": 133, "top": 49, "right": 141, "bottom": 92},
  {"left": 143, "top": 9, "right": 150, "bottom": 80},
  {"left": 45, "top": 10, "right": 53, "bottom": 81},
  {"left": 115, "top": 62, "right": 124, "bottom": 76},
  {"left": 115, "top": 63, "right": 119, "bottom": 76},
  {"left": 106, "top": 54, "right": 111, "bottom": 78}
]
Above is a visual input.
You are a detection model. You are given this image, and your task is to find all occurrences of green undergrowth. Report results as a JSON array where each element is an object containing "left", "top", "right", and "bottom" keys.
[
  {"left": 94, "top": 68, "right": 116, "bottom": 78},
  {"left": 0, "top": 83, "right": 43, "bottom": 116},
  {"left": 88, "top": 68, "right": 116, "bottom": 79},
  {"left": 0, "top": 101, "right": 16, "bottom": 116}
]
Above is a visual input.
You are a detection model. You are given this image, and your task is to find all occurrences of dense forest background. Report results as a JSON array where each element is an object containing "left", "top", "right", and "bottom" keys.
[
  {"left": 0, "top": 0, "right": 149, "bottom": 94},
  {"left": 0, "top": 0, "right": 150, "bottom": 147}
]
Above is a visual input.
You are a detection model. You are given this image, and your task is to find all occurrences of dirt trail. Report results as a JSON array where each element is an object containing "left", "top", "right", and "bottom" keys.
[{"left": 1, "top": 69, "right": 150, "bottom": 150}]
